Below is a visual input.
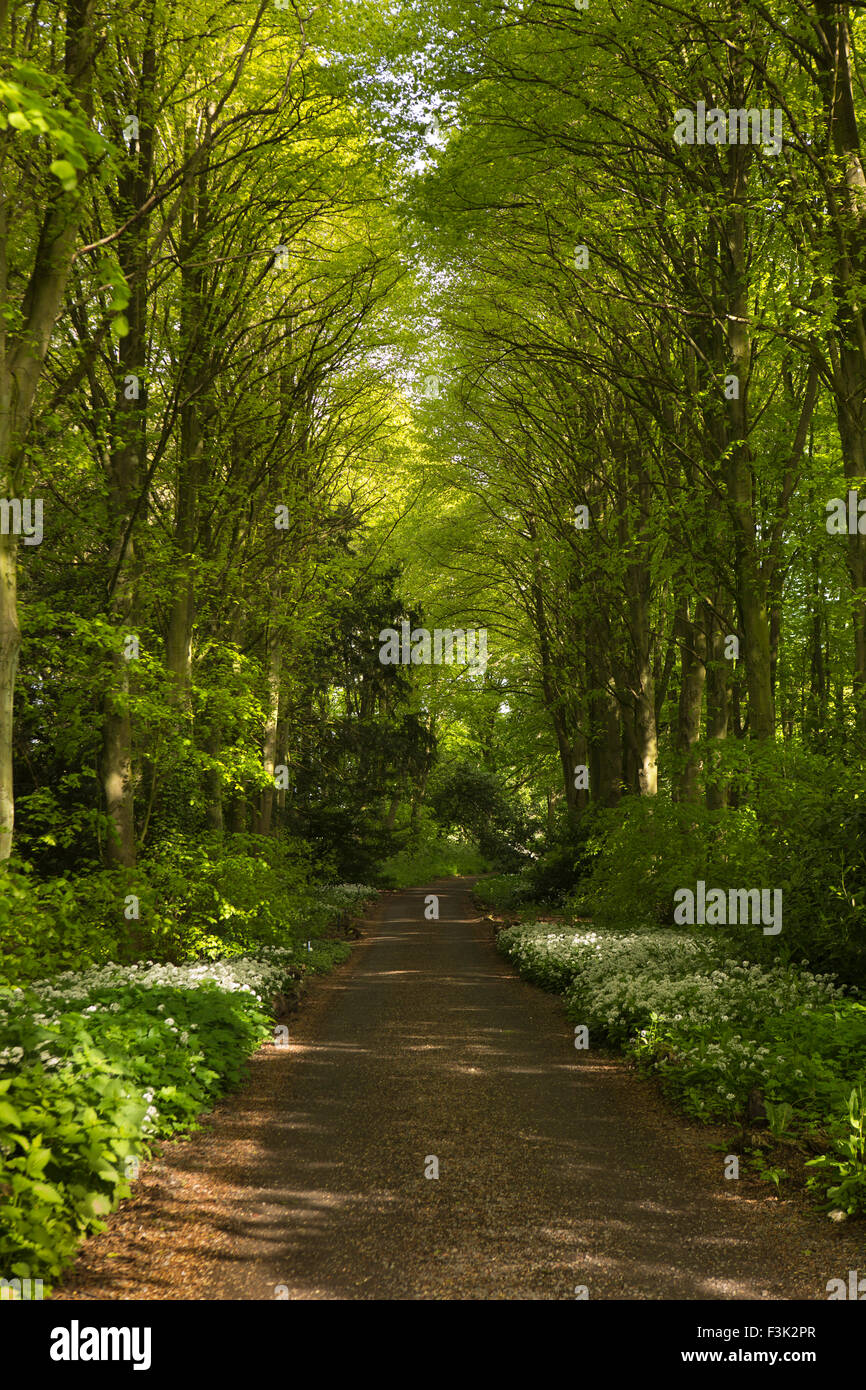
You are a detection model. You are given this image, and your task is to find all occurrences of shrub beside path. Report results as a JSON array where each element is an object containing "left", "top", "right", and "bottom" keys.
[{"left": 54, "top": 881, "right": 863, "bottom": 1300}]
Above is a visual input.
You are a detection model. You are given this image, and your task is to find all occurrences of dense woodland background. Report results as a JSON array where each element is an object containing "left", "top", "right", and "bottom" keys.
[{"left": 0, "top": 0, "right": 864, "bottom": 986}]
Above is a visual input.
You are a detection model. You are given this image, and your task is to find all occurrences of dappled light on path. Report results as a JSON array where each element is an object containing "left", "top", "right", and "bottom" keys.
[{"left": 54, "top": 882, "right": 857, "bottom": 1301}]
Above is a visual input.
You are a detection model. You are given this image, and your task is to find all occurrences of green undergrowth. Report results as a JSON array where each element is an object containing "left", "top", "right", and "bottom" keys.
[
  {"left": 495, "top": 917, "right": 866, "bottom": 1218},
  {"left": 0, "top": 887, "right": 374, "bottom": 1295},
  {"left": 378, "top": 833, "right": 489, "bottom": 889},
  {"left": 0, "top": 835, "right": 369, "bottom": 985}
]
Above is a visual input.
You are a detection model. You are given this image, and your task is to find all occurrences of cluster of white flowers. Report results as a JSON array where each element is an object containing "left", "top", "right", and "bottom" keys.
[
  {"left": 0, "top": 881, "right": 377, "bottom": 1284},
  {"left": 498, "top": 919, "right": 857, "bottom": 1124},
  {"left": 0, "top": 881, "right": 375, "bottom": 1081},
  {"left": 5, "top": 946, "right": 300, "bottom": 1015},
  {"left": 0, "top": 946, "right": 309, "bottom": 1072},
  {"left": 499, "top": 921, "right": 846, "bottom": 1040},
  {"left": 499, "top": 922, "right": 720, "bottom": 992},
  {"left": 653, "top": 1032, "right": 772, "bottom": 1091},
  {"left": 318, "top": 883, "right": 376, "bottom": 910}
]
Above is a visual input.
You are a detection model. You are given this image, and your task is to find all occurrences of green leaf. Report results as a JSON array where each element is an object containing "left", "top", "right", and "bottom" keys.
[
  {"left": 49, "top": 158, "right": 77, "bottom": 189},
  {"left": 81, "top": 1192, "right": 112, "bottom": 1218},
  {"left": 0, "top": 1100, "right": 22, "bottom": 1126},
  {"left": 31, "top": 1182, "right": 63, "bottom": 1205}
]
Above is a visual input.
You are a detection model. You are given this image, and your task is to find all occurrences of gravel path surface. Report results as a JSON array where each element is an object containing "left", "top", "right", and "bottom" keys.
[{"left": 54, "top": 880, "right": 864, "bottom": 1300}]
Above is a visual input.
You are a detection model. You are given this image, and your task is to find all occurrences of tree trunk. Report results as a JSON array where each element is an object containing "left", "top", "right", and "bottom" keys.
[
  {"left": 0, "top": 0, "right": 99, "bottom": 857},
  {"left": 101, "top": 18, "right": 156, "bottom": 867},
  {"left": 723, "top": 131, "right": 774, "bottom": 741},
  {"left": 102, "top": 653, "right": 136, "bottom": 865},
  {"left": 531, "top": 548, "right": 580, "bottom": 816},
  {"left": 629, "top": 587, "right": 658, "bottom": 795},
  {"left": 625, "top": 452, "right": 657, "bottom": 794},
  {"left": 673, "top": 597, "right": 707, "bottom": 803},
  {"left": 165, "top": 126, "right": 207, "bottom": 707},
  {"left": 814, "top": 2, "right": 866, "bottom": 735},
  {"left": 257, "top": 633, "right": 281, "bottom": 835},
  {"left": 0, "top": 534, "right": 17, "bottom": 860},
  {"left": 204, "top": 717, "right": 224, "bottom": 831},
  {"left": 705, "top": 602, "right": 732, "bottom": 811}
]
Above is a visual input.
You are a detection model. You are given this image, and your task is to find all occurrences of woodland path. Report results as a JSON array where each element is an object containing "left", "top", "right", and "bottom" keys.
[{"left": 54, "top": 880, "right": 862, "bottom": 1300}]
